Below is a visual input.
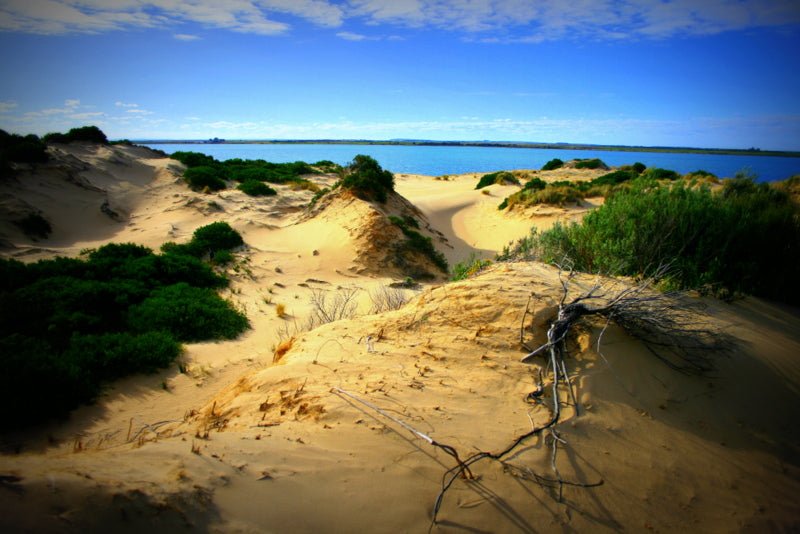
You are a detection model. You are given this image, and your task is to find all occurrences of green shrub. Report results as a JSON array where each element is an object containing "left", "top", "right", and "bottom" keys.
[
  {"left": 0, "top": 224, "right": 250, "bottom": 429},
  {"left": 475, "top": 171, "right": 520, "bottom": 189},
  {"left": 128, "top": 283, "right": 248, "bottom": 341},
  {"left": 314, "top": 160, "right": 342, "bottom": 173},
  {"left": 340, "top": 155, "right": 395, "bottom": 203},
  {"left": 643, "top": 167, "right": 680, "bottom": 180},
  {"left": 0, "top": 130, "right": 48, "bottom": 167},
  {"left": 574, "top": 158, "right": 606, "bottom": 169},
  {"left": 238, "top": 180, "right": 277, "bottom": 196},
  {"left": 519, "top": 178, "right": 800, "bottom": 303},
  {"left": 388, "top": 216, "right": 448, "bottom": 273},
  {"left": 44, "top": 125, "right": 108, "bottom": 144},
  {"left": 451, "top": 253, "right": 492, "bottom": 281},
  {"left": 171, "top": 151, "right": 218, "bottom": 168},
  {"left": 542, "top": 158, "right": 564, "bottom": 171},
  {"left": 184, "top": 166, "right": 226, "bottom": 191},
  {"left": 523, "top": 177, "right": 548, "bottom": 191},
  {"left": 592, "top": 170, "right": 636, "bottom": 186}
]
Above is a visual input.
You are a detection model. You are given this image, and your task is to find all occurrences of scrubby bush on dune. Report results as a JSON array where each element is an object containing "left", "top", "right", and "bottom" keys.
[
  {"left": 451, "top": 253, "right": 492, "bottom": 281},
  {"left": 341, "top": 154, "right": 395, "bottom": 203},
  {"left": 643, "top": 167, "right": 680, "bottom": 180},
  {"left": 523, "top": 177, "right": 548, "bottom": 191},
  {"left": 0, "top": 130, "right": 48, "bottom": 167},
  {"left": 43, "top": 125, "right": 108, "bottom": 145},
  {"left": 184, "top": 165, "right": 226, "bottom": 191},
  {"left": 592, "top": 170, "right": 637, "bottom": 186},
  {"left": 238, "top": 179, "right": 277, "bottom": 196},
  {"left": 500, "top": 176, "right": 800, "bottom": 303},
  {"left": 128, "top": 283, "right": 248, "bottom": 342},
  {"left": 0, "top": 222, "right": 248, "bottom": 428},
  {"left": 573, "top": 158, "right": 606, "bottom": 169},
  {"left": 314, "top": 159, "right": 342, "bottom": 173},
  {"left": 171, "top": 150, "right": 218, "bottom": 168},
  {"left": 388, "top": 215, "right": 448, "bottom": 273},
  {"left": 541, "top": 158, "right": 564, "bottom": 171},
  {"left": 683, "top": 169, "right": 718, "bottom": 183},
  {"left": 475, "top": 171, "right": 520, "bottom": 189}
]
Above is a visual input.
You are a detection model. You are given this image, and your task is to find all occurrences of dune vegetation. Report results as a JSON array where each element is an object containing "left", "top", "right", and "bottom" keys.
[
  {"left": 0, "top": 222, "right": 248, "bottom": 428},
  {"left": 498, "top": 174, "right": 800, "bottom": 303},
  {"left": 171, "top": 150, "right": 321, "bottom": 193}
]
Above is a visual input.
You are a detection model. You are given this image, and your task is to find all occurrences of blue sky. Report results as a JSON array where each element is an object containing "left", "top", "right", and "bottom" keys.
[{"left": 1, "top": 1, "right": 799, "bottom": 149}]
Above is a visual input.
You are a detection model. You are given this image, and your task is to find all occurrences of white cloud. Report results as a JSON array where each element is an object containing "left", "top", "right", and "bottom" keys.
[
  {"left": 173, "top": 33, "right": 200, "bottom": 41},
  {"left": 0, "top": 101, "right": 18, "bottom": 113},
  {"left": 0, "top": 1, "right": 797, "bottom": 39},
  {"left": 336, "top": 31, "right": 368, "bottom": 40},
  {"left": 126, "top": 108, "right": 153, "bottom": 115},
  {"left": 115, "top": 101, "right": 139, "bottom": 108}
]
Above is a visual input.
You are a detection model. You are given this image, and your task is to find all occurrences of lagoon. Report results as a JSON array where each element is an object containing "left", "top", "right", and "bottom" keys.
[{"left": 143, "top": 143, "right": 800, "bottom": 182}]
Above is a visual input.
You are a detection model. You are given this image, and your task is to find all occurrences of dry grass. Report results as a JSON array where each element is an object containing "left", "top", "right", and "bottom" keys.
[
  {"left": 273, "top": 337, "right": 295, "bottom": 363},
  {"left": 276, "top": 303, "right": 286, "bottom": 318}
]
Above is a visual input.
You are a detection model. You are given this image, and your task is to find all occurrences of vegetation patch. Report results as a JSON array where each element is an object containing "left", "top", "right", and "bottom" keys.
[
  {"left": 451, "top": 253, "right": 492, "bottom": 281},
  {"left": 541, "top": 158, "right": 564, "bottom": 171},
  {"left": 388, "top": 215, "right": 448, "bottom": 273},
  {"left": 0, "top": 223, "right": 249, "bottom": 428},
  {"left": 1, "top": 129, "right": 49, "bottom": 178},
  {"left": 475, "top": 171, "right": 520, "bottom": 189},
  {"left": 573, "top": 158, "right": 606, "bottom": 170},
  {"left": 340, "top": 155, "right": 395, "bottom": 203},
  {"left": 238, "top": 179, "right": 277, "bottom": 196},
  {"left": 43, "top": 125, "right": 108, "bottom": 145},
  {"left": 497, "top": 176, "right": 800, "bottom": 303},
  {"left": 171, "top": 151, "right": 320, "bottom": 193}
]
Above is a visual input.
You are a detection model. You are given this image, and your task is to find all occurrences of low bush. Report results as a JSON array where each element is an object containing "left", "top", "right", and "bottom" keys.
[
  {"left": 592, "top": 170, "right": 637, "bottom": 186},
  {"left": 643, "top": 167, "right": 680, "bottom": 180},
  {"left": 184, "top": 166, "right": 226, "bottom": 191},
  {"left": 388, "top": 216, "right": 448, "bottom": 273},
  {"left": 451, "top": 253, "right": 492, "bottom": 281},
  {"left": 573, "top": 158, "right": 606, "bottom": 169},
  {"left": 128, "top": 283, "right": 248, "bottom": 342},
  {"left": 475, "top": 171, "right": 520, "bottom": 189},
  {"left": 506, "top": 177, "right": 800, "bottom": 303},
  {"left": 0, "top": 130, "right": 48, "bottom": 169},
  {"left": 523, "top": 177, "right": 548, "bottom": 191},
  {"left": 43, "top": 125, "right": 108, "bottom": 144},
  {"left": 541, "top": 158, "right": 564, "bottom": 171},
  {"left": 0, "top": 223, "right": 249, "bottom": 428},
  {"left": 238, "top": 179, "right": 277, "bottom": 196},
  {"left": 341, "top": 155, "right": 395, "bottom": 203}
]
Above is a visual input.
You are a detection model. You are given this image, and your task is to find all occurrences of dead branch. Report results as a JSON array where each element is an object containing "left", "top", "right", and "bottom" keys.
[{"left": 307, "top": 287, "right": 360, "bottom": 329}]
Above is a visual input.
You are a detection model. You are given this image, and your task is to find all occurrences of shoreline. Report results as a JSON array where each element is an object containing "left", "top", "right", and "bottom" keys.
[{"left": 130, "top": 139, "right": 800, "bottom": 158}]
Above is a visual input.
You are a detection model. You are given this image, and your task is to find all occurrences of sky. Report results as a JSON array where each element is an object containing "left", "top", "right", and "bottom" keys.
[{"left": 0, "top": 1, "right": 799, "bottom": 150}]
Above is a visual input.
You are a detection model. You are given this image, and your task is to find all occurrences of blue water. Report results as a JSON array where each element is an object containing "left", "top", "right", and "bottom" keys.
[{"left": 143, "top": 143, "right": 800, "bottom": 182}]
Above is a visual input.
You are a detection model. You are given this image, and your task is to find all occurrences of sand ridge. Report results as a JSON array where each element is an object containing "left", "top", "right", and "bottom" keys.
[{"left": 1, "top": 146, "right": 798, "bottom": 532}]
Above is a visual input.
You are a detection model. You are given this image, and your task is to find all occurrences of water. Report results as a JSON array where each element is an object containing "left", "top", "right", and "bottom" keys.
[{"left": 142, "top": 143, "right": 800, "bottom": 182}]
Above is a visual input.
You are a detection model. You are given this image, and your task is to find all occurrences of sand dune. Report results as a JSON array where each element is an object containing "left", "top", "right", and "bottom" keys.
[{"left": 1, "top": 146, "right": 798, "bottom": 532}]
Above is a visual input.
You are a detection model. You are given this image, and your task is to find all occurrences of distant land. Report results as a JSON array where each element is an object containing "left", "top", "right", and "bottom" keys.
[{"left": 132, "top": 139, "right": 800, "bottom": 158}]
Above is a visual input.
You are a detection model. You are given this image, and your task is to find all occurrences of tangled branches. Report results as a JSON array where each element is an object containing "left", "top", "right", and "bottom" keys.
[{"left": 336, "top": 265, "right": 729, "bottom": 528}]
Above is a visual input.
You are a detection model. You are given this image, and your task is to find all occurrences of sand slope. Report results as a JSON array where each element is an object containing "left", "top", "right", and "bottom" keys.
[{"left": 1, "top": 147, "right": 799, "bottom": 532}]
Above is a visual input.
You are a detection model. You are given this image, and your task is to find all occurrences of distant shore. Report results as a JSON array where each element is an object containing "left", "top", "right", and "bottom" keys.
[{"left": 131, "top": 139, "right": 800, "bottom": 158}]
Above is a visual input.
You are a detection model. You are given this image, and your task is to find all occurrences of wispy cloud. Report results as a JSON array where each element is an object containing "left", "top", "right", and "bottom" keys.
[
  {"left": 336, "top": 31, "right": 369, "bottom": 41},
  {"left": 115, "top": 101, "right": 139, "bottom": 108},
  {"left": 0, "top": 100, "right": 18, "bottom": 113},
  {"left": 0, "top": 1, "right": 796, "bottom": 40},
  {"left": 173, "top": 33, "right": 200, "bottom": 41}
]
